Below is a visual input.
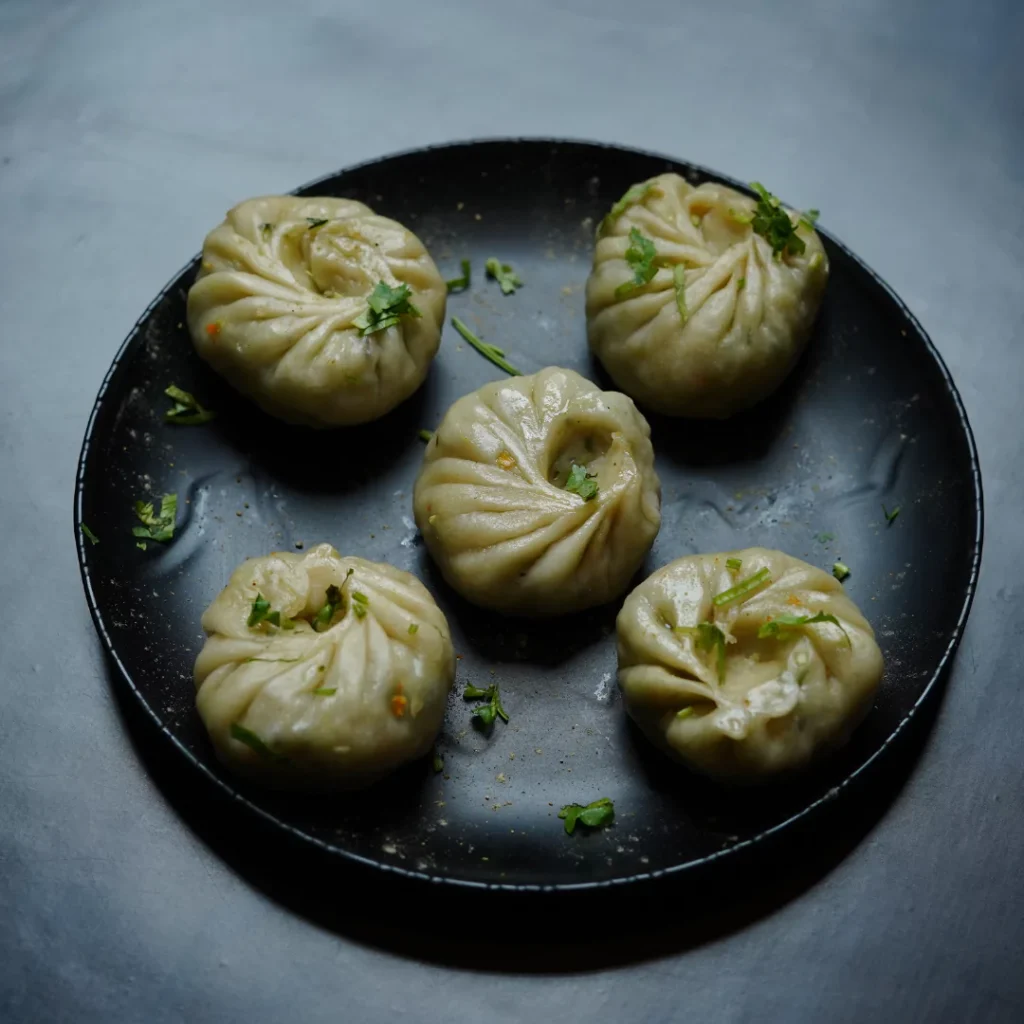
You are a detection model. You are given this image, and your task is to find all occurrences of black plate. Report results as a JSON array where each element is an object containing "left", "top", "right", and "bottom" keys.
[{"left": 74, "top": 139, "right": 982, "bottom": 891}]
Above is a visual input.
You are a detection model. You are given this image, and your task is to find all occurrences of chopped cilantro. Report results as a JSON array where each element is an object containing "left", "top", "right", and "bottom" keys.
[
  {"left": 676, "top": 706, "right": 695, "bottom": 720},
  {"left": 565, "top": 463, "right": 598, "bottom": 501},
  {"left": 737, "top": 276, "right": 746, "bottom": 290},
  {"left": 725, "top": 557, "right": 743, "bottom": 573},
  {"left": 418, "top": 429, "right": 434, "bottom": 442},
  {"left": 712, "top": 566, "right": 772, "bottom": 607},
  {"left": 306, "top": 217, "right": 328, "bottom": 228},
  {"left": 353, "top": 281, "right": 422, "bottom": 336},
  {"left": 598, "top": 181, "right": 655, "bottom": 236},
  {"left": 558, "top": 797, "right": 614, "bottom": 835},
  {"left": 446, "top": 258, "right": 471, "bottom": 293},
  {"left": 312, "top": 584, "right": 343, "bottom": 632},
  {"left": 229, "top": 722, "right": 278, "bottom": 757},
  {"left": 758, "top": 611, "right": 847, "bottom": 642},
  {"left": 80, "top": 523, "right": 99, "bottom": 545},
  {"left": 132, "top": 493, "right": 177, "bottom": 546},
  {"left": 882, "top": 503, "right": 901, "bottom": 526},
  {"left": 676, "top": 622, "right": 727, "bottom": 683},
  {"left": 351, "top": 591, "right": 369, "bottom": 619},
  {"left": 815, "top": 532, "right": 835, "bottom": 543},
  {"left": 749, "top": 182, "right": 807, "bottom": 259},
  {"left": 614, "top": 228, "right": 658, "bottom": 298},
  {"left": 408, "top": 623, "right": 419, "bottom": 635},
  {"left": 833, "top": 562, "right": 851, "bottom": 582},
  {"left": 247, "top": 593, "right": 295, "bottom": 630},
  {"left": 311, "top": 687, "right": 337, "bottom": 697},
  {"left": 673, "top": 264, "right": 688, "bottom": 323},
  {"left": 164, "top": 384, "right": 215, "bottom": 425},
  {"left": 451, "top": 316, "right": 521, "bottom": 375},
  {"left": 485, "top": 257, "right": 522, "bottom": 295},
  {"left": 463, "top": 682, "right": 508, "bottom": 727}
]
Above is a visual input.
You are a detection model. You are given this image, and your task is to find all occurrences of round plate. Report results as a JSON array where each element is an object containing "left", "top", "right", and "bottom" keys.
[{"left": 75, "top": 139, "right": 982, "bottom": 891}]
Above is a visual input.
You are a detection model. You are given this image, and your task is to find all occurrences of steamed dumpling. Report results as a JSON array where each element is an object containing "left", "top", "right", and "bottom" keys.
[
  {"left": 586, "top": 174, "right": 829, "bottom": 418},
  {"left": 194, "top": 544, "right": 454, "bottom": 788},
  {"left": 187, "top": 196, "right": 446, "bottom": 427},
  {"left": 617, "top": 548, "right": 883, "bottom": 782},
  {"left": 414, "top": 366, "right": 661, "bottom": 616}
]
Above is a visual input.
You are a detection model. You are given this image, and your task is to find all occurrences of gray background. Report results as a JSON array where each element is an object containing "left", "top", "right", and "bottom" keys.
[{"left": 2, "top": 0, "right": 1022, "bottom": 1021}]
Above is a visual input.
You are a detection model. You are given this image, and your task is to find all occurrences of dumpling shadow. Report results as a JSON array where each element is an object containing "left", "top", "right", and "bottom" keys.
[
  {"left": 188, "top": 351, "right": 437, "bottom": 497},
  {"left": 417, "top": 555, "right": 620, "bottom": 668}
]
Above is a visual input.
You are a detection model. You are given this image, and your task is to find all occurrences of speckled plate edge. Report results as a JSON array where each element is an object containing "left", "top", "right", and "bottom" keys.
[{"left": 73, "top": 137, "right": 984, "bottom": 892}]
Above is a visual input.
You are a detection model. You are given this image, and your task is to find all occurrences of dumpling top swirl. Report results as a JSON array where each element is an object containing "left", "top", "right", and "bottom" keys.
[
  {"left": 586, "top": 174, "right": 829, "bottom": 419},
  {"left": 187, "top": 196, "right": 447, "bottom": 427},
  {"left": 414, "top": 366, "right": 661, "bottom": 616}
]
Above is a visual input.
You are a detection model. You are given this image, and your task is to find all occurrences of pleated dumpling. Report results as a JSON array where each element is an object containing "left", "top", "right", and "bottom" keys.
[
  {"left": 617, "top": 548, "right": 883, "bottom": 782},
  {"left": 414, "top": 366, "right": 661, "bottom": 616},
  {"left": 193, "top": 544, "right": 455, "bottom": 789},
  {"left": 187, "top": 196, "right": 446, "bottom": 427},
  {"left": 586, "top": 174, "right": 828, "bottom": 418}
]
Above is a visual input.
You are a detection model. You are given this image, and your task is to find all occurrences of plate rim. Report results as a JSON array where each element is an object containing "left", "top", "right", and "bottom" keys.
[{"left": 73, "top": 136, "right": 985, "bottom": 892}]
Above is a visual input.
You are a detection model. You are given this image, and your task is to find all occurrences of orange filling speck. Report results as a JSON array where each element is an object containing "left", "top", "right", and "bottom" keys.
[
  {"left": 390, "top": 694, "right": 408, "bottom": 717},
  {"left": 787, "top": 594, "right": 803, "bottom": 606},
  {"left": 496, "top": 450, "right": 517, "bottom": 471},
  {"left": 206, "top": 321, "right": 222, "bottom": 338}
]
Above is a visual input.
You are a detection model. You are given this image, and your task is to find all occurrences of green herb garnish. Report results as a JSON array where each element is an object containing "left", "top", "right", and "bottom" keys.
[
  {"left": 750, "top": 182, "right": 807, "bottom": 259},
  {"left": 306, "top": 217, "right": 328, "bottom": 228},
  {"left": 673, "top": 264, "right": 688, "bottom": 323},
  {"left": 598, "top": 181, "right": 655, "bottom": 236},
  {"left": 614, "top": 227, "right": 658, "bottom": 298},
  {"left": 757, "top": 612, "right": 846, "bottom": 642},
  {"left": 485, "top": 257, "right": 522, "bottom": 295},
  {"left": 815, "top": 532, "right": 835, "bottom": 543},
  {"left": 451, "top": 316, "right": 521, "bottom": 375},
  {"left": 446, "top": 258, "right": 471, "bottom": 293},
  {"left": 312, "top": 687, "right": 337, "bottom": 697},
  {"left": 725, "top": 557, "right": 742, "bottom": 573},
  {"left": 833, "top": 562, "right": 851, "bottom": 582},
  {"left": 565, "top": 463, "right": 599, "bottom": 501},
  {"left": 80, "top": 523, "right": 99, "bottom": 545},
  {"left": 132, "top": 493, "right": 177, "bottom": 548},
  {"left": 712, "top": 566, "right": 772, "bottom": 607},
  {"left": 676, "top": 622, "right": 727, "bottom": 683},
  {"left": 463, "top": 682, "right": 509, "bottom": 727},
  {"left": 164, "top": 384, "right": 215, "bottom": 425},
  {"left": 800, "top": 209, "right": 820, "bottom": 231},
  {"left": 408, "top": 623, "right": 419, "bottom": 635},
  {"left": 418, "top": 429, "right": 434, "bottom": 442},
  {"left": 737, "top": 276, "right": 746, "bottom": 290},
  {"left": 229, "top": 722, "right": 277, "bottom": 757},
  {"left": 558, "top": 797, "right": 614, "bottom": 835},
  {"left": 882, "top": 503, "right": 901, "bottom": 526},
  {"left": 313, "top": 584, "right": 344, "bottom": 632},
  {"left": 353, "top": 281, "right": 422, "bottom": 336},
  {"left": 676, "top": 706, "right": 695, "bottom": 720},
  {"left": 247, "top": 593, "right": 295, "bottom": 630},
  {"left": 351, "top": 591, "right": 369, "bottom": 619}
]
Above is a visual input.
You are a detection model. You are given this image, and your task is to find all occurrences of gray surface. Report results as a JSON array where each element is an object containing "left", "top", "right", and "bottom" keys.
[{"left": 1, "top": 0, "right": 1021, "bottom": 1021}]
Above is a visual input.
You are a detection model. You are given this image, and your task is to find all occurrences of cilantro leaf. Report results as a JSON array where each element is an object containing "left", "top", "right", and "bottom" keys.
[
  {"left": 132, "top": 493, "right": 177, "bottom": 545},
  {"left": 80, "top": 523, "right": 99, "bottom": 545},
  {"left": 164, "top": 384, "right": 215, "bottom": 425},
  {"left": 312, "top": 687, "right": 337, "bottom": 697},
  {"left": 749, "top": 182, "right": 807, "bottom": 259},
  {"left": 418, "top": 429, "right": 434, "bottom": 442},
  {"left": 451, "top": 316, "right": 521, "bottom": 375},
  {"left": 615, "top": 228, "right": 658, "bottom": 298},
  {"left": 598, "top": 181, "right": 655, "bottom": 236},
  {"left": 882, "top": 503, "right": 901, "bottom": 526},
  {"left": 446, "top": 258, "right": 471, "bottom": 293},
  {"left": 558, "top": 797, "right": 614, "bottom": 835},
  {"left": 712, "top": 566, "right": 772, "bottom": 607},
  {"left": 485, "top": 257, "right": 522, "bottom": 295},
  {"left": 306, "top": 217, "right": 328, "bottom": 228},
  {"left": 463, "top": 682, "right": 508, "bottom": 728},
  {"left": 312, "top": 584, "right": 343, "bottom": 632},
  {"left": 230, "top": 722, "right": 278, "bottom": 758},
  {"left": 352, "top": 281, "right": 422, "bottom": 336},
  {"left": 247, "top": 593, "right": 295, "bottom": 630},
  {"left": 565, "top": 463, "right": 598, "bottom": 501},
  {"left": 833, "top": 562, "right": 851, "bottom": 582},
  {"left": 408, "top": 623, "right": 419, "bottom": 635},
  {"left": 757, "top": 611, "right": 847, "bottom": 642},
  {"left": 351, "top": 591, "right": 369, "bottom": 619}
]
